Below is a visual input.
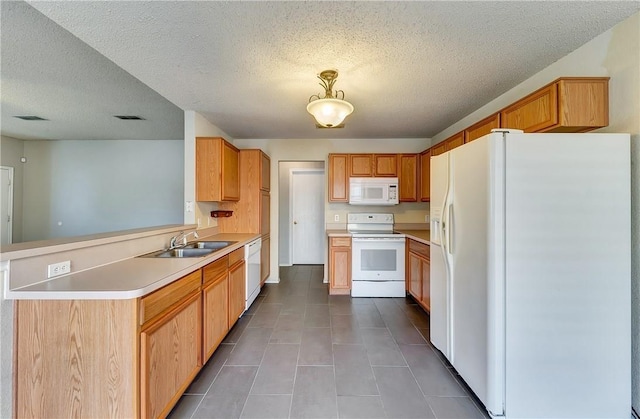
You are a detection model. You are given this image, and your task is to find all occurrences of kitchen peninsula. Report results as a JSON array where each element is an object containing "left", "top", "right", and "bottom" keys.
[{"left": 3, "top": 225, "right": 259, "bottom": 418}]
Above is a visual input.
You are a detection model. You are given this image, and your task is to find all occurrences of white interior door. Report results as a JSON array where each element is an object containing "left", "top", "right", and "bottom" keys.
[
  {"left": 0, "top": 167, "right": 14, "bottom": 245},
  {"left": 291, "top": 169, "right": 324, "bottom": 264}
]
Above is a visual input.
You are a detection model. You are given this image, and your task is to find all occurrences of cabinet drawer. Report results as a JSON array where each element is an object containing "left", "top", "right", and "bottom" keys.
[
  {"left": 228, "top": 247, "right": 244, "bottom": 267},
  {"left": 408, "top": 239, "right": 430, "bottom": 259},
  {"left": 203, "top": 256, "right": 228, "bottom": 286},
  {"left": 140, "top": 270, "right": 202, "bottom": 327},
  {"left": 330, "top": 237, "right": 351, "bottom": 247}
]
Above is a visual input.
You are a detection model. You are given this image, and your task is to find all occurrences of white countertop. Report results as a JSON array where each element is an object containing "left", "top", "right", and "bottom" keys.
[{"left": 6, "top": 233, "right": 260, "bottom": 300}]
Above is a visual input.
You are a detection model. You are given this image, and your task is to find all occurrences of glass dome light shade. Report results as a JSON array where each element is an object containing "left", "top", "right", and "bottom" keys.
[{"left": 306, "top": 98, "right": 354, "bottom": 128}]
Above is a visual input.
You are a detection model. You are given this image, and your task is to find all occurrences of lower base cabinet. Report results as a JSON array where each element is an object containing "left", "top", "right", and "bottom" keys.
[
  {"left": 329, "top": 237, "right": 351, "bottom": 295},
  {"left": 13, "top": 248, "right": 251, "bottom": 419},
  {"left": 202, "top": 257, "right": 229, "bottom": 362},
  {"left": 260, "top": 234, "right": 270, "bottom": 285},
  {"left": 140, "top": 292, "right": 202, "bottom": 419},
  {"left": 407, "top": 239, "right": 430, "bottom": 312},
  {"left": 228, "top": 250, "right": 246, "bottom": 326}
]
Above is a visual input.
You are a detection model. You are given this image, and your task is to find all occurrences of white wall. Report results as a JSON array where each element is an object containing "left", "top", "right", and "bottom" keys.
[
  {"left": 0, "top": 135, "right": 25, "bottom": 242},
  {"left": 431, "top": 12, "right": 640, "bottom": 415},
  {"left": 234, "top": 137, "right": 430, "bottom": 281},
  {"left": 20, "top": 139, "right": 184, "bottom": 241}
]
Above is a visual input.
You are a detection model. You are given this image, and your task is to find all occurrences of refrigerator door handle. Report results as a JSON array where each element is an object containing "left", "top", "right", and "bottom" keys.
[{"left": 447, "top": 204, "right": 454, "bottom": 255}]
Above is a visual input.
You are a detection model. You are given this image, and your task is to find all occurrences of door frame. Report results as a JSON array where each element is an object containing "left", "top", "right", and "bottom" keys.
[
  {"left": 0, "top": 166, "right": 14, "bottom": 245},
  {"left": 289, "top": 168, "right": 325, "bottom": 265}
]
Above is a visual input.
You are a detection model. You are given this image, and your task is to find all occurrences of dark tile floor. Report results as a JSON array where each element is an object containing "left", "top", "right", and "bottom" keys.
[{"left": 168, "top": 265, "right": 489, "bottom": 419}]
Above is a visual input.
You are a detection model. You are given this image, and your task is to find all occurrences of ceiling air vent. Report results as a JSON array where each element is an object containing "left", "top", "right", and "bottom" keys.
[
  {"left": 114, "top": 115, "right": 145, "bottom": 120},
  {"left": 14, "top": 115, "right": 47, "bottom": 121}
]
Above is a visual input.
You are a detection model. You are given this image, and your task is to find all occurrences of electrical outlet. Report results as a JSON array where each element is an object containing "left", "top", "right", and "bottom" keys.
[
  {"left": 334, "top": 214, "right": 340, "bottom": 222},
  {"left": 185, "top": 201, "right": 194, "bottom": 212},
  {"left": 425, "top": 214, "right": 430, "bottom": 223},
  {"left": 47, "top": 261, "right": 71, "bottom": 278}
]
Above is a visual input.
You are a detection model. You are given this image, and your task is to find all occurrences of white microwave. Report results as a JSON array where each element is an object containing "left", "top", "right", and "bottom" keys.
[{"left": 349, "top": 177, "right": 399, "bottom": 205}]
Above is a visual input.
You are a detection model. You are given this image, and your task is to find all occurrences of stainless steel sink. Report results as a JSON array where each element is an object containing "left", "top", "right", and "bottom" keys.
[
  {"left": 184, "top": 241, "right": 237, "bottom": 250},
  {"left": 139, "top": 248, "right": 216, "bottom": 258}
]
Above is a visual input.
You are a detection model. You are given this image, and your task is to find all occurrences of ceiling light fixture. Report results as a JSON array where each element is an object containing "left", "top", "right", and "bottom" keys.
[{"left": 306, "top": 69, "right": 354, "bottom": 128}]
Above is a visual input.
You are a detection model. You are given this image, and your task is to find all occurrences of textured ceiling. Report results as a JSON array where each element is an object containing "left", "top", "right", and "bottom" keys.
[{"left": 3, "top": 1, "right": 640, "bottom": 141}]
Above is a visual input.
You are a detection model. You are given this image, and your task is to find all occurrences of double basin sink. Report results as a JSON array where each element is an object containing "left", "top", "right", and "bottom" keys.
[{"left": 140, "top": 241, "right": 237, "bottom": 258}]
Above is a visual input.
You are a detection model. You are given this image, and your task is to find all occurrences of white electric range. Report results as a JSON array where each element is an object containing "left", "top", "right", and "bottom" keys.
[{"left": 347, "top": 213, "right": 406, "bottom": 297}]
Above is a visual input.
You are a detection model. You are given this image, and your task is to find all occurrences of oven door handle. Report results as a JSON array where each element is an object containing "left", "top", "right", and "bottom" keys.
[{"left": 351, "top": 237, "right": 406, "bottom": 243}]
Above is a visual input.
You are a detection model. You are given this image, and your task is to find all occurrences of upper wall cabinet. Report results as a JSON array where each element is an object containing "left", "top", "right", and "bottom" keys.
[
  {"left": 419, "top": 148, "right": 431, "bottom": 202},
  {"left": 348, "top": 154, "right": 398, "bottom": 177},
  {"left": 349, "top": 154, "right": 374, "bottom": 177},
  {"left": 501, "top": 77, "right": 609, "bottom": 133},
  {"left": 373, "top": 154, "right": 398, "bottom": 177},
  {"left": 218, "top": 149, "right": 270, "bottom": 235},
  {"left": 329, "top": 154, "right": 349, "bottom": 202},
  {"left": 445, "top": 132, "right": 464, "bottom": 151},
  {"left": 196, "top": 137, "right": 240, "bottom": 202},
  {"left": 465, "top": 113, "right": 500, "bottom": 143},
  {"left": 398, "top": 154, "right": 418, "bottom": 202}
]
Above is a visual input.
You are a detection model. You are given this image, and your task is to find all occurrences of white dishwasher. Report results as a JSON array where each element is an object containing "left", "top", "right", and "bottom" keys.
[{"left": 245, "top": 238, "right": 262, "bottom": 310}]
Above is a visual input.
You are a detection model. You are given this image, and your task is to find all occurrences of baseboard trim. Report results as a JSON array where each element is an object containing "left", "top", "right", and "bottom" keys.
[
  {"left": 279, "top": 263, "right": 293, "bottom": 267},
  {"left": 265, "top": 277, "right": 280, "bottom": 284}
]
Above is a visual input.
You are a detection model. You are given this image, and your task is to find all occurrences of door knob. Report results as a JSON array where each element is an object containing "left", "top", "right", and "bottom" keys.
[{"left": 294, "top": 221, "right": 297, "bottom": 224}]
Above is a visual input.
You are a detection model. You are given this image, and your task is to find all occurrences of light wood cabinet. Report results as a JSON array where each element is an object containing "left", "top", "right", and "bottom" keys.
[
  {"left": 398, "top": 154, "right": 418, "bottom": 202},
  {"left": 446, "top": 132, "right": 464, "bottom": 151},
  {"left": 202, "top": 257, "right": 229, "bottom": 362},
  {"left": 500, "top": 77, "right": 609, "bottom": 133},
  {"left": 407, "top": 239, "right": 430, "bottom": 313},
  {"left": 261, "top": 151, "right": 270, "bottom": 191},
  {"left": 196, "top": 137, "right": 240, "bottom": 202},
  {"left": 329, "top": 237, "right": 351, "bottom": 295},
  {"left": 261, "top": 190, "right": 270, "bottom": 236},
  {"left": 419, "top": 149, "right": 431, "bottom": 202},
  {"left": 328, "top": 153, "right": 349, "bottom": 202},
  {"left": 14, "top": 299, "right": 139, "bottom": 418},
  {"left": 431, "top": 141, "right": 447, "bottom": 156},
  {"left": 218, "top": 149, "right": 271, "bottom": 236},
  {"left": 408, "top": 252, "right": 422, "bottom": 300},
  {"left": 374, "top": 154, "right": 398, "bottom": 177},
  {"left": 349, "top": 154, "right": 374, "bottom": 177},
  {"left": 140, "top": 291, "right": 201, "bottom": 419},
  {"left": 228, "top": 249, "right": 246, "bottom": 327},
  {"left": 261, "top": 234, "right": 270, "bottom": 284},
  {"left": 465, "top": 113, "right": 500, "bottom": 143}
]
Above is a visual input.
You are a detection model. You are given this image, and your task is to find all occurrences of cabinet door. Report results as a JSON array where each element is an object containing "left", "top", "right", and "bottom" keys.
[
  {"left": 330, "top": 247, "right": 351, "bottom": 292},
  {"left": 398, "top": 154, "right": 418, "bottom": 202},
  {"left": 196, "top": 137, "right": 240, "bottom": 202},
  {"left": 408, "top": 252, "right": 422, "bottom": 300},
  {"left": 260, "top": 235, "right": 270, "bottom": 284},
  {"left": 420, "top": 149, "right": 431, "bottom": 202},
  {"left": 445, "top": 132, "right": 464, "bottom": 151},
  {"left": 140, "top": 292, "right": 201, "bottom": 419},
  {"left": 465, "top": 113, "right": 500, "bottom": 143},
  {"left": 260, "top": 152, "right": 271, "bottom": 191},
  {"left": 349, "top": 154, "right": 373, "bottom": 177},
  {"left": 328, "top": 154, "right": 349, "bottom": 202},
  {"left": 420, "top": 257, "right": 430, "bottom": 312},
  {"left": 228, "top": 260, "right": 245, "bottom": 327},
  {"left": 431, "top": 142, "right": 447, "bottom": 156},
  {"left": 221, "top": 141, "right": 240, "bottom": 201},
  {"left": 501, "top": 83, "right": 558, "bottom": 132},
  {"left": 260, "top": 191, "right": 270, "bottom": 236},
  {"left": 374, "top": 154, "right": 398, "bottom": 177},
  {"left": 202, "top": 274, "right": 229, "bottom": 362}
]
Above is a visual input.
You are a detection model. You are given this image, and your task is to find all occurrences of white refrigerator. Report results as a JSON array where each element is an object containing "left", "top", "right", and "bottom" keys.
[{"left": 430, "top": 130, "right": 631, "bottom": 418}]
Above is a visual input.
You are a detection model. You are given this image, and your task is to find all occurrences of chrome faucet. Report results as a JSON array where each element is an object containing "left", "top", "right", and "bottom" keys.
[{"left": 169, "top": 231, "right": 199, "bottom": 250}]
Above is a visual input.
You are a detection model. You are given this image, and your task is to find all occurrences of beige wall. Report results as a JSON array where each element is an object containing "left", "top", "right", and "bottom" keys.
[{"left": 431, "top": 12, "right": 640, "bottom": 414}]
